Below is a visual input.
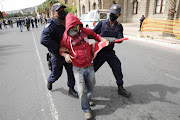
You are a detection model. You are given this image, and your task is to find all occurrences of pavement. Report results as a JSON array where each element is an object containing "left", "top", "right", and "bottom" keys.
[{"left": 122, "top": 23, "right": 180, "bottom": 50}]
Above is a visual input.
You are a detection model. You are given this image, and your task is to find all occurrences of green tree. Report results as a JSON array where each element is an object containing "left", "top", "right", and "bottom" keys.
[{"left": 0, "top": 11, "right": 4, "bottom": 19}]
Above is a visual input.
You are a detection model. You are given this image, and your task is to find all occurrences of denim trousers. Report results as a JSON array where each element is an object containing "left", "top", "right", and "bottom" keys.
[
  {"left": 73, "top": 65, "right": 95, "bottom": 113},
  {"left": 19, "top": 25, "right": 23, "bottom": 32}
]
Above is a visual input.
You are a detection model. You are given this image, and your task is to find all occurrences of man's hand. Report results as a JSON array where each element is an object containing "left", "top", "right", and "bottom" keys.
[
  {"left": 59, "top": 47, "right": 70, "bottom": 53},
  {"left": 62, "top": 53, "right": 74, "bottom": 63},
  {"left": 100, "top": 37, "right": 109, "bottom": 44}
]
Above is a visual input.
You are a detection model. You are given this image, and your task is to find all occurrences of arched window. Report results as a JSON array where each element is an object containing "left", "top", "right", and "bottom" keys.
[
  {"left": 133, "top": 0, "right": 138, "bottom": 14},
  {"left": 82, "top": 5, "right": 85, "bottom": 14},
  {"left": 65, "top": 0, "right": 68, "bottom": 4},
  {"left": 93, "top": 3, "right": 96, "bottom": 10},
  {"left": 89, "top": 1, "right": 90, "bottom": 11},
  {"left": 155, "top": 0, "right": 165, "bottom": 14}
]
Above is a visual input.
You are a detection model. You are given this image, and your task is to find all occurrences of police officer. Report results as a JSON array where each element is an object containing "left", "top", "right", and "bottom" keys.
[
  {"left": 93, "top": 4, "right": 131, "bottom": 97},
  {"left": 40, "top": 3, "right": 77, "bottom": 97}
]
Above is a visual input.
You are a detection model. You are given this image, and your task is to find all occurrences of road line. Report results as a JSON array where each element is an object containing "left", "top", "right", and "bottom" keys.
[
  {"left": 165, "top": 74, "right": 180, "bottom": 81},
  {"left": 31, "top": 31, "right": 59, "bottom": 120}
]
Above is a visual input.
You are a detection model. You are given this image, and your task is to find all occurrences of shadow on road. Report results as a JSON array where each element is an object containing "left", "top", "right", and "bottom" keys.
[
  {"left": 51, "top": 84, "right": 180, "bottom": 119},
  {"left": 92, "top": 84, "right": 180, "bottom": 117}
]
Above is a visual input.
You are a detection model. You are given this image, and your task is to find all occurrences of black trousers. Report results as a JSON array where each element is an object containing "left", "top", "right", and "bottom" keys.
[
  {"left": 93, "top": 50, "right": 124, "bottom": 86},
  {"left": 48, "top": 55, "right": 75, "bottom": 88}
]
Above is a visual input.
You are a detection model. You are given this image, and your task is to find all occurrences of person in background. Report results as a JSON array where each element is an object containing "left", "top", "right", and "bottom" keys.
[
  {"left": 93, "top": 4, "right": 131, "bottom": 97},
  {"left": 17, "top": 18, "right": 23, "bottom": 32},
  {"left": 0, "top": 20, "right": 2, "bottom": 30},
  {"left": 40, "top": 3, "right": 77, "bottom": 97},
  {"left": 140, "top": 15, "right": 145, "bottom": 31},
  {"left": 34, "top": 17, "right": 38, "bottom": 28},
  {"left": 31, "top": 18, "right": 34, "bottom": 28},
  {"left": 26, "top": 18, "right": 30, "bottom": 31}
]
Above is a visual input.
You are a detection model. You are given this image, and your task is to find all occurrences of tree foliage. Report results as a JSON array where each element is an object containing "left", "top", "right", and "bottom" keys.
[{"left": 0, "top": 11, "right": 3, "bottom": 19}]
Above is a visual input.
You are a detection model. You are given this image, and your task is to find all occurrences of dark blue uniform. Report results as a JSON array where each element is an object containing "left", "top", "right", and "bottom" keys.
[
  {"left": 93, "top": 19, "right": 124, "bottom": 86},
  {"left": 40, "top": 18, "right": 75, "bottom": 88}
]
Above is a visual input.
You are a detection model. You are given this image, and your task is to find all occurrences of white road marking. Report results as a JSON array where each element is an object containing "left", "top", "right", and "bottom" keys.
[
  {"left": 31, "top": 31, "right": 59, "bottom": 120},
  {"left": 165, "top": 74, "right": 180, "bottom": 81}
]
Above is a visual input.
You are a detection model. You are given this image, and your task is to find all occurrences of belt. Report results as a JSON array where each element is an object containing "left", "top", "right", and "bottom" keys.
[
  {"left": 49, "top": 52, "right": 58, "bottom": 56},
  {"left": 81, "top": 63, "right": 93, "bottom": 68}
]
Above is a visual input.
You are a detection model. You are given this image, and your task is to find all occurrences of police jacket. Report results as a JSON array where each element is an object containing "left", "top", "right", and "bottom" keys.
[
  {"left": 93, "top": 19, "right": 124, "bottom": 52},
  {"left": 40, "top": 18, "right": 65, "bottom": 56}
]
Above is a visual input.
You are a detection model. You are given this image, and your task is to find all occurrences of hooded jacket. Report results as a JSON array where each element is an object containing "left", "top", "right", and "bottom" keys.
[{"left": 60, "top": 13, "right": 102, "bottom": 67}]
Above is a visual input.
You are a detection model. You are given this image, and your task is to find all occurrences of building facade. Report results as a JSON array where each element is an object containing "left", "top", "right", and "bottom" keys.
[{"left": 77, "top": 0, "right": 180, "bottom": 23}]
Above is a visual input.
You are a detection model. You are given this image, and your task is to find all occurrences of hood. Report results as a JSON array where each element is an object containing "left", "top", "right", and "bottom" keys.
[{"left": 65, "top": 13, "right": 83, "bottom": 35}]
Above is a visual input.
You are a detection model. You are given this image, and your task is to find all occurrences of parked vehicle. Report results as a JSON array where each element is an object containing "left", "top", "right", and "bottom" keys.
[
  {"left": 79, "top": 13, "right": 88, "bottom": 20},
  {"left": 80, "top": 9, "right": 109, "bottom": 29}
]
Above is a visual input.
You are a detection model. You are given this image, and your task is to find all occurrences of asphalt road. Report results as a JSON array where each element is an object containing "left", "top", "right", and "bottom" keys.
[{"left": 0, "top": 24, "right": 180, "bottom": 120}]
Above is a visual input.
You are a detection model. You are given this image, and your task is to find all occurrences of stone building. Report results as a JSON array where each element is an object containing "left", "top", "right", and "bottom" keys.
[
  {"left": 59, "top": 0, "right": 77, "bottom": 8},
  {"left": 76, "top": 0, "right": 180, "bottom": 23}
]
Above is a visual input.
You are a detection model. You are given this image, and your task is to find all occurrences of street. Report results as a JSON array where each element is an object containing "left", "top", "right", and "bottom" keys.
[{"left": 0, "top": 25, "right": 180, "bottom": 120}]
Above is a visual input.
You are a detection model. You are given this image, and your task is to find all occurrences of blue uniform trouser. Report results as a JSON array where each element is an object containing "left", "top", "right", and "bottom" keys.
[
  {"left": 48, "top": 55, "right": 75, "bottom": 88},
  {"left": 93, "top": 50, "right": 124, "bottom": 86}
]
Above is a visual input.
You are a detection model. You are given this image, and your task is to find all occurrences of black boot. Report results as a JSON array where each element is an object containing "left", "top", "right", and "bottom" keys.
[
  {"left": 47, "top": 82, "right": 52, "bottom": 90},
  {"left": 118, "top": 85, "right": 131, "bottom": 97},
  {"left": 68, "top": 88, "right": 78, "bottom": 98}
]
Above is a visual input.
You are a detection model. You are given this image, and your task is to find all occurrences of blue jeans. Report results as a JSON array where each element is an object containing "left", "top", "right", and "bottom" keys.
[
  {"left": 73, "top": 65, "right": 95, "bottom": 113},
  {"left": 19, "top": 24, "right": 23, "bottom": 32}
]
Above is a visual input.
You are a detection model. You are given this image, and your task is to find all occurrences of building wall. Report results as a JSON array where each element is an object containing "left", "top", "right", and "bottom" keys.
[{"left": 77, "top": 0, "right": 180, "bottom": 23}]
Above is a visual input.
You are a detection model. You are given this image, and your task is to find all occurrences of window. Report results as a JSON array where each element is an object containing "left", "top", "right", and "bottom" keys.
[
  {"left": 133, "top": 0, "right": 138, "bottom": 14},
  {"left": 88, "top": 11, "right": 95, "bottom": 19},
  {"left": 100, "top": 13, "right": 107, "bottom": 19},
  {"left": 155, "top": 0, "right": 165, "bottom": 14},
  {"left": 65, "top": 0, "right": 68, "bottom": 4}
]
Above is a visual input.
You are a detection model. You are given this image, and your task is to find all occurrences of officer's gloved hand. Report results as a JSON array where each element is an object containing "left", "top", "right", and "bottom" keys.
[{"left": 104, "top": 37, "right": 116, "bottom": 44}]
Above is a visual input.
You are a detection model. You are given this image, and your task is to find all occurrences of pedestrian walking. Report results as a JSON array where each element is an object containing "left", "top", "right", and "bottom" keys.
[
  {"left": 40, "top": 3, "right": 77, "bottom": 97},
  {"left": 45, "top": 18, "right": 47, "bottom": 24},
  {"left": 34, "top": 17, "right": 38, "bottom": 28},
  {"left": 26, "top": 18, "right": 30, "bottom": 31},
  {"left": 93, "top": 4, "right": 131, "bottom": 97},
  {"left": 17, "top": 18, "right": 23, "bottom": 32},
  {"left": 140, "top": 15, "right": 145, "bottom": 31},
  {"left": 31, "top": 18, "right": 34, "bottom": 28},
  {"left": 3, "top": 19, "right": 7, "bottom": 28},
  {"left": 0, "top": 20, "right": 2, "bottom": 30},
  {"left": 60, "top": 13, "right": 108, "bottom": 120}
]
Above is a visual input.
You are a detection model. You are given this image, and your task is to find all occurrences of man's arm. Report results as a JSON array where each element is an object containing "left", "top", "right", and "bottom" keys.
[
  {"left": 117, "top": 23, "right": 124, "bottom": 39},
  {"left": 93, "top": 21, "right": 102, "bottom": 34},
  {"left": 40, "top": 25, "right": 60, "bottom": 54}
]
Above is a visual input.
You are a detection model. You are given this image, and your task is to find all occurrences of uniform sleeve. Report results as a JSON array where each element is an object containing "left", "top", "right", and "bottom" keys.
[
  {"left": 117, "top": 24, "right": 124, "bottom": 39},
  {"left": 40, "top": 24, "right": 60, "bottom": 54},
  {"left": 93, "top": 21, "right": 102, "bottom": 34},
  {"left": 59, "top": 34, "right": 68, "bottom": 56},
  {"left": 85, "top": 28, "right": 102, "bottom": 42}
]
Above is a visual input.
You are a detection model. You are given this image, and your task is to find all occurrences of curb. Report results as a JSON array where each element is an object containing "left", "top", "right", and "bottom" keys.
[{"left": 124, "top": 35, "right": 180, "bottom": 50}]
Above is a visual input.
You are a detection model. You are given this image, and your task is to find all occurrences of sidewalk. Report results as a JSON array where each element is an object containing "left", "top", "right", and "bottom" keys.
[{"left": 122, "top": 23, "right": 180, "bottom": 50}]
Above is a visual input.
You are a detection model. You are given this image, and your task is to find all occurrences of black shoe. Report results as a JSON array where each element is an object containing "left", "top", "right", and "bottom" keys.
[
  {"left": 68, "top": 88, "right": 78, "bottom": 98},
  {"left": 118, "top": 85, "right": 131, "bottom": 97},
  {"left": 47, "top": 82, "right": 52, "bottom": 90}
]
